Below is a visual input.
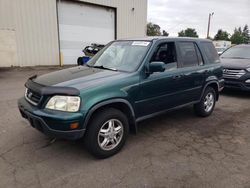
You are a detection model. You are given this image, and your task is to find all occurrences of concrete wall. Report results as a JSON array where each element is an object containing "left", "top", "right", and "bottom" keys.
[{"left": 0, "top": 0, "right": 147, "bottom": 67}]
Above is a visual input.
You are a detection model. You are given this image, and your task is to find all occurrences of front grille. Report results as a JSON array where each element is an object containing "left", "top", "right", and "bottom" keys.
[
  {"left": 25, "top": 88, "right": 42, "bottom": 105},
  {"left": 223, "top": 69, "right": 246, "bottom": 79}
]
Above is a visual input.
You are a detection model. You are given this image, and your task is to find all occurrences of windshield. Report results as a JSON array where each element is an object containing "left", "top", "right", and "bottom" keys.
[
  {"left": 216, "top": 48, "right": 225, "bottom": 53},
  {"left": 87, "top": 41, "right": 151, "bottom": 72},
  {"left": 221, "top": 46, "right": 250, "bottom": 59}
]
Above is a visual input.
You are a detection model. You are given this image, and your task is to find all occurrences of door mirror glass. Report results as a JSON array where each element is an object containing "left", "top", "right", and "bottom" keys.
[{"left": 148, "top": 61, "right": 165, "bottom": 73}]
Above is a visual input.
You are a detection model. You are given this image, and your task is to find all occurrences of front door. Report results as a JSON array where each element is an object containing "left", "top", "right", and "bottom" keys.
[{"left": 135, "top": 42, "right": 184, "bottom": 117}]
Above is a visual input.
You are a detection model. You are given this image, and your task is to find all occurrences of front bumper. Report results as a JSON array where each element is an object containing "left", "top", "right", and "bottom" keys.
[
  {"left": 223, "top": 70, "right": 250, "bottom": 91},
  {"left": 224, "top": 79, "right": 250, "bottom": 91},
  {"left": 18, "top": 97, "right": 86, "bottom": 140}
]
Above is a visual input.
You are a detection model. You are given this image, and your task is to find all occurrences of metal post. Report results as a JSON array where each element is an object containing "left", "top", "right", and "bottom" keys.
[{"left": 207, "top": 12, "right": 214, "bottom": 39}]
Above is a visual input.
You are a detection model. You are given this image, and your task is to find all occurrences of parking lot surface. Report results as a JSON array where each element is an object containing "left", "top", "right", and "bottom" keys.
[{"left": 0, "top": 67, "right": 250, "bottom": 188}]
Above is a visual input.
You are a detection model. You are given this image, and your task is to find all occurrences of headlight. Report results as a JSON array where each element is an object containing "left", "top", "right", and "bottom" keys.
[
  {"left": 46, "top": 96, "right": 81, "bottom": 112},
  {"left": 247, "top": 68, "right": 250, "bottom": 72}
]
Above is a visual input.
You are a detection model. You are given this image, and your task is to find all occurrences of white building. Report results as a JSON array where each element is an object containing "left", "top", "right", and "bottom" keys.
[{"left": 0, "top": 0, "right": 147, "bottom": 67}]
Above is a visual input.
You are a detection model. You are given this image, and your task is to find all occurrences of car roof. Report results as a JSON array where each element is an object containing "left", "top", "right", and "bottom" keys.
[
  {"left": 233, "top": 44, "right": 250, "bottom": 48},
  {"left": 118, "top": 36, "right": 212, "bottom": 42}
]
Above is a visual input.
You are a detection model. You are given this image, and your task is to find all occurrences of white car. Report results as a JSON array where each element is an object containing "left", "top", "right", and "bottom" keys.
[{"left": 216, "top": 47, "right": 227, "bottom": 55}]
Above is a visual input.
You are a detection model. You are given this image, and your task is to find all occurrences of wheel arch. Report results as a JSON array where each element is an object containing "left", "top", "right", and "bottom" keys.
[
  {"left": 83, "top": 99, "right": 137, "bottom": 134},
  {"left": 202, "top": 81, "right": 220, "bottom": 101}
]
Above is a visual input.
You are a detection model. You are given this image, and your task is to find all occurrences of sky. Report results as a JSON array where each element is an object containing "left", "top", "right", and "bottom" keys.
[{"left": 147, "top": 0, "right": 250, "bottom": 38}]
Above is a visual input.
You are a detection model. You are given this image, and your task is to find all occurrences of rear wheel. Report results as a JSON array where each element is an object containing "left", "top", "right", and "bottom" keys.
[
  {"left": 194, "top": 87, "right": 216, "bottom": 117},
  {"left": 84, "top": 108, "right": 129, "bottom": 158}
]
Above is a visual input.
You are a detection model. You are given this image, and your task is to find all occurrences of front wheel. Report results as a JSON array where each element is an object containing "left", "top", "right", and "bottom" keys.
[
  {"left": 194, "top": 87, "right": 216, "bottom": 117},
  {"left": 84, "top": 108, "right": 129, "bottom": 158}
]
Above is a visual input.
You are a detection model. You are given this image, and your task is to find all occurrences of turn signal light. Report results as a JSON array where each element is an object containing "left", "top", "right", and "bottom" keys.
[{"left": 70, "top": 122, "right": 79, "bottom": 129}]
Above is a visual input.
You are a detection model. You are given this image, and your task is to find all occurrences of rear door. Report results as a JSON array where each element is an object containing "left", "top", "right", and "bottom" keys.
[{"left": 175, "top": 41, "right": 205, "bottom": 104}]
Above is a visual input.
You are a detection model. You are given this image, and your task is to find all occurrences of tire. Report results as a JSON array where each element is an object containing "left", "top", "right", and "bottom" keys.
[
  {"left": 77, "top": 57, "right": 82, "bottom": 66},
  {"left": 194, "top": 87, "right": 216, "bottom": 117},
  {"left": 84, "top": 108, "right": 129, "bottom": 158}
]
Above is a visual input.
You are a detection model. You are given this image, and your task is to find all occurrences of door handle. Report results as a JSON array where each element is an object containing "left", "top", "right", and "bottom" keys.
[{"left": 172, "top": 75, "right": 183, "bottom": 79}]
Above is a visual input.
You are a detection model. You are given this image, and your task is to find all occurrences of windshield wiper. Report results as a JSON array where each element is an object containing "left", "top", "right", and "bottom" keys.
[{"left": 88, "top": 65, "right": 117, "bottom": 71}]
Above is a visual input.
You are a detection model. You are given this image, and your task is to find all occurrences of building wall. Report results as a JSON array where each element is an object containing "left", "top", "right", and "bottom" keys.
[
  {"left": 0, "top": 0, "right": 147, "bottom": 67},
  {"left": 0, "top": 30, "right": 17, "bottom": 67},
  {"left": 0, "top": 0, "right": 59, "bottom": 67}
]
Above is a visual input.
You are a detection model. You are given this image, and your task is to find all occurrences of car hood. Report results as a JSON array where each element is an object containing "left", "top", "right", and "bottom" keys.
[
  {"left": 33, "top": 66, "right": 129, "bottom": 90},
  {"left": 221, "top": 58, "right": 250, "bottom": 69}
]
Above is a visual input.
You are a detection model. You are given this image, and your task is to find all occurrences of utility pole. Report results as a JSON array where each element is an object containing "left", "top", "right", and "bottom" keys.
[{"left": 207, "top": 12, "right": 214, "bottom": 39}]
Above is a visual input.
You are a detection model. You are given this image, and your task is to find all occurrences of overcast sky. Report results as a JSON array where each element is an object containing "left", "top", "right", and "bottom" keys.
[{"left": 148, "top": 0, "right": 250, "bottom": 38}]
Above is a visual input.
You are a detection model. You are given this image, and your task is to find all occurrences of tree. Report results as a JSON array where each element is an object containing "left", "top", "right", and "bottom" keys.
[
  {"left": 230, "top": 27, "right": 244, "bottom": 44},
  {"left": 214, "top": 29, "right": 230, "bottom": 41},
  {"left": 147, "top": 22, "right": 161, "bottom": 36},
  {"left": 178, "top": 30, "right": 185, "bottom": 37},
  {"left": 162, "top": 30, "right": 169, "bottom": 36},
  {"left": 242, "top": 24, "right": 250, "bottom": 44},
  {"left": 178, "top": 28, "right": 199, "bottom": 38}
]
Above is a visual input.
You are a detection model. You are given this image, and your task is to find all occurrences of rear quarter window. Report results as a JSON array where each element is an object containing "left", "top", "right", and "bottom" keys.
[
  {"left": 178, "top": 42, "right": 199, "bottom": 67},
  {"left": 200, "top": 42, "right": 220, "bottom": 64}
]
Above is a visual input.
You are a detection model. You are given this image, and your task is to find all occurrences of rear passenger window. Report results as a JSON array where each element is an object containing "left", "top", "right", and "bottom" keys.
[
  {"left": 178, "top": 42, "right": 199, "bottom": 67},
  {"left": 200, "top": 42, "right": 220, "bottom": 64}
]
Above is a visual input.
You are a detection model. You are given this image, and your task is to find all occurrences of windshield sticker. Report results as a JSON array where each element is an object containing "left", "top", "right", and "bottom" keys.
[{"left": 132, "top": 41, "right": 150, "bottom": 46}]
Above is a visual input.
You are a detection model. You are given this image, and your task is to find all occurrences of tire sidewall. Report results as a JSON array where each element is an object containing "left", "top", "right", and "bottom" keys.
[{"left": 85, "top": 108, "right": 129, "bottom": 158}]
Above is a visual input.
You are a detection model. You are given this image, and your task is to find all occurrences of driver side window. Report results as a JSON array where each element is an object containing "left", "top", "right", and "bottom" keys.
[{"left": 150, "top": 42, "right": 178, "bottom": 71}]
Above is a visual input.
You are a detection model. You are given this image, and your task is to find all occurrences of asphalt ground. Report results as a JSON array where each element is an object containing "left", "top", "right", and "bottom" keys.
[{"left": 0, "top": 67, "right": 250, "bottom": 188}]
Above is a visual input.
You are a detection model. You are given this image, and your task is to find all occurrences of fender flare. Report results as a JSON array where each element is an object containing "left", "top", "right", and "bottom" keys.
[
  {"left": 83, "top": 98, "right": 137, "bottom": 133},
  {"left": 200, "top": 80, "right": 220, "bottom": 101}
]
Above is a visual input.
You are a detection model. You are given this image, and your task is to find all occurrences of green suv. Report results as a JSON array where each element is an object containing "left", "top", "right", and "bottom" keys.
[{"left": 18, "top": 37, "right": 224, "bottom": 158}]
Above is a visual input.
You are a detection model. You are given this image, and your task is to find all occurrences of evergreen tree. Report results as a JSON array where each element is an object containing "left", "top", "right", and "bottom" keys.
[
  {"left": 214, "top": 29, "right": 230, "bottom": 41},
  {"left": 230, "top": 27, "right": 244, "bottom": 44},
  {"left": 242, "top": 25, "right": 250, "bottom": 44}
]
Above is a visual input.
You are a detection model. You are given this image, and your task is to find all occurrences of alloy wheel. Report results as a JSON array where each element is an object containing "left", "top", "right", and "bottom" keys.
[
  {"left": 204, "top": 92, "right": 214, "bottom": 112},
  {"left": 98, "top": 119, "right": 124, "bottom": 151}
]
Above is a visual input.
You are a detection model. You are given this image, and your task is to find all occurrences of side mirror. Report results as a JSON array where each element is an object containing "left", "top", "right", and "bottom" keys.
[{"left": 148, "top": 61, "right": 165, "bottom": 74}]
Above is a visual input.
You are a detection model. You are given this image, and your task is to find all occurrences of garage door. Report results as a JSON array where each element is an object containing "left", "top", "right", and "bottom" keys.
[{"left": 57, "top": 1, "right": 115, "bottom": 65}]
